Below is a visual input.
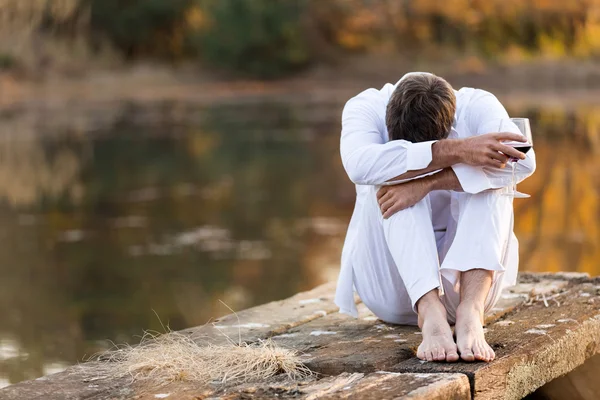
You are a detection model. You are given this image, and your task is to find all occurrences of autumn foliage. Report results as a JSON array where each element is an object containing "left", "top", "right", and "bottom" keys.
[{"left": 2, "top": 0, "right": 600, "bottom": 76}]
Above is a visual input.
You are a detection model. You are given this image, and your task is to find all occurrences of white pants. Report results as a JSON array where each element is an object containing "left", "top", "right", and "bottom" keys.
[{"left": 353, "top": 188, "right": 517, "bottom": 326}]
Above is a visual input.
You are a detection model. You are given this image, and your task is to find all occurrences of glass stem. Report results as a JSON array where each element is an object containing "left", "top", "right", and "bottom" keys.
[{"left": 511, "top": 161, "right": 517, "bottom": 193}]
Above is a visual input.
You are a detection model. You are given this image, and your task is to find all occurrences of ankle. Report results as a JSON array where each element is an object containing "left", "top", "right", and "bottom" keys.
[
  {"left": 417, "top": 290, "right": 444, "bottom": 312},
  {"left": 417, "top": 293, "right": 447, "bottom": 327},
  {"left": 457, "top": 300, "right": 484, "bottom": 319}
]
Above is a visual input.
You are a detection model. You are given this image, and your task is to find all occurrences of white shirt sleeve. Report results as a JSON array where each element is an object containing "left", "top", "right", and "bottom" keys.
[
  {"left": 451, "top": 90, "right": 537, "bottom": 193},
  {"left": 340, "top": 90, "right": 435, "bottom": 185}
]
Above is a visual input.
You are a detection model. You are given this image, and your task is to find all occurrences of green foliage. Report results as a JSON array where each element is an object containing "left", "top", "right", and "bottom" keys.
[
  {"left": 191, "top": 0, "right": 311, "bottom": 78},
  {"left": 87, "top": 0, "right": 191, "bottom": 56},
  {"left": 0, "top": 53, "right": 16, "bottom": 70},
  {"left": 13, "top": 0, "right": 600, "bottom": 78}
]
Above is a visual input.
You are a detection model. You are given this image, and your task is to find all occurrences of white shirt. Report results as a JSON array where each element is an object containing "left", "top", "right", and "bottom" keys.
[{"left": 335, "top": 78, "right": 537, "bottom": 317}]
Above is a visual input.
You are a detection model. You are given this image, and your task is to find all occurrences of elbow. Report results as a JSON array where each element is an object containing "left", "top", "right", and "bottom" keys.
[
  {"left": 341, "top": 152, "right": 368, "bottom": 184},
  {"left": 342, "top": 157, "right": 371, "bottom": 185},
  {"left": 345, "top": 165, "right": 368, "bottom": 185}
]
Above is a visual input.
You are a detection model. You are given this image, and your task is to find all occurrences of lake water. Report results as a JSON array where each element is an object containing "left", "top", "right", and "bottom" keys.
[{"left": 0, "top": 99, "right": 598, "bottom": 387}]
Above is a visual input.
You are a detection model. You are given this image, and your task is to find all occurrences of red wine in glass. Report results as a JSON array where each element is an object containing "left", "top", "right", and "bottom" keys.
[{"left": 502, "top": 118, "right": 533, "bottom": 198}]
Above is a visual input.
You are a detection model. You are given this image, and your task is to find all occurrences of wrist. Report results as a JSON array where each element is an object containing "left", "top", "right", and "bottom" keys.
[
  {"left": 421, "top": 174, "right": 437, "bottom": 193},
  {"left": 448, "top": 139, "right": 466, "bottom": 164},
  {"left": 428, "top": 168, "right": 462, "bottom": 192},
  {"left": 434, "top": 139, "right": 464, "bottom": 165},
  {"left": 424, "top": 173, "right": 439, "bottom": 192}
]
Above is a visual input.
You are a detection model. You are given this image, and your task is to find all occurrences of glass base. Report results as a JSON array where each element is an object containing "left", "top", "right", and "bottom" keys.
[{"left": 502, "top": 191, "right": 530, "bottom": 198}]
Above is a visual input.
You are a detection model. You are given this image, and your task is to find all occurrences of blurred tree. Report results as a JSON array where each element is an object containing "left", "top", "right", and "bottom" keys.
[
  {"left": 86, "top": 0, "right": 191, "bottom": 57},
  {"left": 189, "top": 0, "right": 311, "bottom": 78},
  {"left": 6, "top": 0, "right": 600, "bottom": 77}
]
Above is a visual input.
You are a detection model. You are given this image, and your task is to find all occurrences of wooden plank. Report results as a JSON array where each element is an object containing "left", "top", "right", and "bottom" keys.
[
  {"left": 0, "top": 366, "right": 131, "bottom": 400},
  {"left": 392, "top": 279, "right": 600, "bottom": 400},
  {"left": 0, "top": 273, "right": 591, "bottom": 400},
  {"left": 271, "top": 302, "right": 420, "bottom": 375},
  {"left": 270, "top": 277, "right": 572, "bottom": 376},
  {"left": 529, "top": 354, "right": 600, "bottom": 400},
  {"left": 89, "top": 372, "right": 470, "bottom": 400},
  {"left": 0, "top": 282, "right": 341, "bottom": 400},
  {"left": 486, "top": 275, "right": 570, "bottom": 323},
  {"left": 179, "top": 281, "right": 344, "bottom": 346},
  {"left": 301, "top": 372, "right": 470, "bottom": 400}
]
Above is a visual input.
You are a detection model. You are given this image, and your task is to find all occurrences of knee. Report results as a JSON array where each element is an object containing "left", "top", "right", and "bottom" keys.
[{"left": 382, "top": 196, "right": 431, "bottom": 225}]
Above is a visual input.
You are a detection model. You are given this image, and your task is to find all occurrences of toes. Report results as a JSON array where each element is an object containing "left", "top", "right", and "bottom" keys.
[
  {"left": 446, "top": 350, "right": 459, "bottom": 362},
  {"left": 473, "top": 344, "right": 486, "bottom": 361},
  {"left": 479, "top": 344, "right": 495, "bottom": 362},
  {"left": 435, "top": 347, "right": 446, "bottom": 361},
  {"left": 426, "top": 350, "right": 434, "bottom": 362},
  {"left": 417, "top": 347, "right": 426, "bottom": 361},
  {"left": 445, "top": 342, "right": 459, "bottom": 362},
  {"left": 460, "top": 348, "right": 475, "bottom": 362},
  {"left": 475, "top": 342, "right": 495, "bottom": 362},
  {"left": 484, "top": 350, "right": 493, "bottom": 362}
]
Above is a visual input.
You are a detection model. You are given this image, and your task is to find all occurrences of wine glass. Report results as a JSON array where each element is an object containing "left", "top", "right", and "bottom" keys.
[{"left": 501, "top": 118, "right": 533, "bottom": 198}]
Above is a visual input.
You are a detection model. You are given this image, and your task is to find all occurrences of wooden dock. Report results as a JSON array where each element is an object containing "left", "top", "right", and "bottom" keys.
[{"left": 1, "top": 272, "right": 599, "bottom": 400}]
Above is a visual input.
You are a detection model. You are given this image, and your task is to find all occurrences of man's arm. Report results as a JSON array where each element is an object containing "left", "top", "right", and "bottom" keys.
[
  {"left": 394, "top": 134, "right": 528, "bottom": 182},
  {"left": 451, "top": 90, "right": 537, "bottom": 194},
  {"left": 340, "top": 91, "right": 433, "bottom": 185},
  {"left": 377, "top": 97, "right": 539, "bottom": 220},
  {"left": 377, "top": 168, "right": 461, "bottom": 219},
  {"left": 341, "top": 90, "right": 528, "bottom": 185}
]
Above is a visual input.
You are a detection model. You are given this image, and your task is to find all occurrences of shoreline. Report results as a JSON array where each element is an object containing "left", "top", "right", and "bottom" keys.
[{"left": 3, "top": 59, "right": 600, "bottom": 112}]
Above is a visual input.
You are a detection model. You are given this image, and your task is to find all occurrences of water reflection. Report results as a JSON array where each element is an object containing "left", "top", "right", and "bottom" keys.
[{"left": 0, "top": 100, "right": 598, "bottom": 387}]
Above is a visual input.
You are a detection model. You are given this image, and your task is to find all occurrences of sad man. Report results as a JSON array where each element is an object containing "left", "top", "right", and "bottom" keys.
[{"left": 335, "top": 72, "right": 536, "bottom": 362}]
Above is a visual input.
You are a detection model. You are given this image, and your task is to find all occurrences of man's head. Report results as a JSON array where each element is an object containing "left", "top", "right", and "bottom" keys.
[{"left": 386, "top": 73, "right": 456, "bottom": 143}]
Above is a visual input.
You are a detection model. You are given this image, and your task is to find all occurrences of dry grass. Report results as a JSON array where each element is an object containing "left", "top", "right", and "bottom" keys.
[{"left": 86, "top": 330, "right": 313, "bottom": 388}]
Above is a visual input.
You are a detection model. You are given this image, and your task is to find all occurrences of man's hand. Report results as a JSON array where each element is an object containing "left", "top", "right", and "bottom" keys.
[
  {"left": 377, "top": 169, "right": 462, "bottom": 219},
  {"left": 456, "top": 132, "right": 527, "bottom": 168},
  {"left": 377, "top": 179, "right": 431, "bottom": 219}
]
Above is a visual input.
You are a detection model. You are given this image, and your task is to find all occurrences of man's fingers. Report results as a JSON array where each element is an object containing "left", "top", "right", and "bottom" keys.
[
  {"left": 493, "top": 143, "right": 527, "bottom": 160},
  {"left": 380, "top": 198, "right": 395, "bottom": 214},
  {"left": 488, "top": 150, "right": 509, "bottom": 164},
  {"left": 383, "top": 203, "right": 403, "bottom": 219},
  {"left": 494, "top": 132, "right": 527, "bottom": 143},
  {"left": 378, "top": 191, "right": 392, "bottom": 206},
  {"left": 376, "top": 187, "right": 387, "bottom": 200},
  {"left": 487, "top": 159, "right": 507, "bottom": 169},
  {"left": 383, "top": 205, "right": 399, "bottom": 219}
]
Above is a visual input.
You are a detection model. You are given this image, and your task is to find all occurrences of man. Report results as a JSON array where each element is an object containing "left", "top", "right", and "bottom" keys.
[{"left": 335, "top": 72, "right": 536, "bottom": 363}]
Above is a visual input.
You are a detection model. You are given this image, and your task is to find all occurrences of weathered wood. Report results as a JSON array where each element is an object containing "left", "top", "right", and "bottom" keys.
[
  {"left": 0, "top": 366, "right": 132, "bottom": 400},
  {"left": 270, "top": 276, "right": 572, "bottom": 376},
  {"left": 305, "top": 372, "right": 470, "bottom": 400},
  {"left": 528, "top": 354, "right": 600, "bottom": 400},
  {"left": 391, "top": 279, "right": 600, "bottom": 400},
  {"left": 0, "top": 282, "right": 345, "bottom": 400},
  {"left": 485, "top": 274, "right": 571, "bottom": 323},
  {"left": 179, "top": 281, "right": 343, "bottom": 346},
  {"left": 1, "top": 273, "right": 597, "bottom": 400},
  {"left": 271, "top": 302, "right": 419, "bottom": 375},
  {"left": 61, "top": 372, "right": 470, "bottom": 400}
]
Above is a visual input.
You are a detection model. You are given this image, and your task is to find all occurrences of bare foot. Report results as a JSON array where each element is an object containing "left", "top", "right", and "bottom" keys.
[
  {"left": 416, "top": 293, "right": 459, "bottom": 362},
  {"left": 455, "top": 302, "right": 495, "bottom": 362}
]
